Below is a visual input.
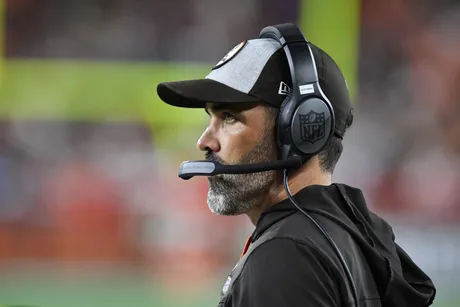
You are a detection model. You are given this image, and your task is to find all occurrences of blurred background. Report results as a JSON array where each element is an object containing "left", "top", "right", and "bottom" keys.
[{"left": 0, "top": 0, "right": 458, "bottom": 306}]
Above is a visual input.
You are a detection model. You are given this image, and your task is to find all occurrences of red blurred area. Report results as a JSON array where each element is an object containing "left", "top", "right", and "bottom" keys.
[{"left": 0, "top": 120, "right": 246, "bottom": 290}]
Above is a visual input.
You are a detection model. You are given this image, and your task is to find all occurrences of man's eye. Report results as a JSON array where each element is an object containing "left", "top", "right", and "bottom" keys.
[{"left": 223, "top": 112, "right": 237, "bottom": 123}]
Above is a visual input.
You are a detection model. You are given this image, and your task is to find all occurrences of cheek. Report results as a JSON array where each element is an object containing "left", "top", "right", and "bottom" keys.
[{"left": 219, "top": 123, "right": 260, "bottom": 163}]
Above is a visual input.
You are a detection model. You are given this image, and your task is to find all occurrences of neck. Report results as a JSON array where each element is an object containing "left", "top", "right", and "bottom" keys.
[{"left": 246, "top": 157, "right": 332, "bottom": 226}]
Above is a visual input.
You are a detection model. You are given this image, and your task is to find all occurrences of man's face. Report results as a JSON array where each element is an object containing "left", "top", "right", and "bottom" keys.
[{"left": 197, "top": 102, "right": 278, "bottom": 216}]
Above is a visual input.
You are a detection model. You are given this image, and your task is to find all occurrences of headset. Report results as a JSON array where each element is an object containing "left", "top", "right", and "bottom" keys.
[
  {"left": 177, "top": 23, "right": 359, "bottom": 307},
  {"left": 259, "top": 23, "right": 359, "bottom": 307}
]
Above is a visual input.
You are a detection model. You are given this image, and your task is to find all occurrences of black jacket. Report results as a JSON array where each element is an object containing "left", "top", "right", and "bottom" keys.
[{"left": 217, "top": 184, "right": 436, "bottom": 307}]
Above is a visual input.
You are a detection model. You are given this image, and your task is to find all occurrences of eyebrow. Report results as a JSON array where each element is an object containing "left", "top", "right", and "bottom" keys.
[
  {"left": 205, "top": 103, "right": 256, "bottom": 115},
  {"left": 205, "top": 103, "right": 233, "bottom": 115}
]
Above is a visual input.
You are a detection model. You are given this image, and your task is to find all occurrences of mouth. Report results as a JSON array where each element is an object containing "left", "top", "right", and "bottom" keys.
[
  {"left": 209, "top": 173, "right": 227, "bottom": 180},
  {"left": 205, "top": 152, "right": 227, "bottom": 164}
]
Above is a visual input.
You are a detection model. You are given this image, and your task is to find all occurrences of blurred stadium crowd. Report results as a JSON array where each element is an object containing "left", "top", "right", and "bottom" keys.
[{"left": 0, "top": 0, "right": 460, "bottom": 305}]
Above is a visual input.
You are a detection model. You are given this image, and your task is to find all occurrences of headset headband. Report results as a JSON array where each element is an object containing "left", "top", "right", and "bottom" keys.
[
  {"left": 259, "top": 24, "right": 336, "bottom": 161},
  {"left": 260, "top": 24, "right": 319, "bottom": 97}
]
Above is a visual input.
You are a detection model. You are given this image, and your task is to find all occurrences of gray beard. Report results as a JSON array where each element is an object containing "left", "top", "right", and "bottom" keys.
[
  {"left": 206, "top": 135, "right": 276, "bottom": 216},
  {"left": 207, "top": 171, "right": 274, "bottom": 215}
]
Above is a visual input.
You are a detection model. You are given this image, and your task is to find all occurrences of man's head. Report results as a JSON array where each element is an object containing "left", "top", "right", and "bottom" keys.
[
  {"left": 199, "top": 102, "right": 278, "bottom": 215},
  {"left": 157, "top": 31, "right": 353, "bottom": 217}
]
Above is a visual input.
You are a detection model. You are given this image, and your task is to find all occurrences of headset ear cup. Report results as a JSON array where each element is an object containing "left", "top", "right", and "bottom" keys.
[
  {"left": 290, "top": 98, "right": 334, "bottom": 156},
  {"left": 276, "top": 93, "right": 292, "bottom": 150}
]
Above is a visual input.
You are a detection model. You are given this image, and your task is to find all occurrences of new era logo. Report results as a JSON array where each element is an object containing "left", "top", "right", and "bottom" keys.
[{"left": 278, "top": 81, "right": 291, "bottom": 95}]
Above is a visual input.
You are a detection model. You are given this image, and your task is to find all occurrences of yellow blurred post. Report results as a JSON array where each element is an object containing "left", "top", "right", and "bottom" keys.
[
  {"left": 299, "top": 0, "right": 361, "bottom": 102},
  {"left": 0, "top": 0, "right": 4, "bottom": 89}
]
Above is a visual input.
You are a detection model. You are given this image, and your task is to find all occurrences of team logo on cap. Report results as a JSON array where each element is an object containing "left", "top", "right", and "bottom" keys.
[
  {"left": 299, "top": 110, "right": 326, "bottom": 143},
  {"left": 213, "top": 40, "right": 247, "bottom": 70}
]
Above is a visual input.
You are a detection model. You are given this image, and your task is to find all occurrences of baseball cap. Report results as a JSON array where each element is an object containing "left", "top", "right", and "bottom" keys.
[{"left": 157, "top": 37, "right": 354, "bottom": 137}]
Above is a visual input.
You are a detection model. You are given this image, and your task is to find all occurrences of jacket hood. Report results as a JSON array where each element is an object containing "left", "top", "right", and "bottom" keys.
[{"left": 255, "top": 183, "right": 436, "bottom": 307}]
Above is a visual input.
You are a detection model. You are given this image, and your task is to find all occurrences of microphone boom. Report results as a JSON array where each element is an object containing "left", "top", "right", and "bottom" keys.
[{"left": 178, "top": 157, "right": 303, "bottom": 180}]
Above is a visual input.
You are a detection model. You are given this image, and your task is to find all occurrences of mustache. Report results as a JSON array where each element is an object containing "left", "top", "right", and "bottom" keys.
[{"left": 205, "top": 151, "right": 226, "bottom": 164}]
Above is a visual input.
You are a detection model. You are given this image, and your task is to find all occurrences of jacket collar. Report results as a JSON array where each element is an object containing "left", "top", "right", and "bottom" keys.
[{"left": 251, "top": 184, "right": 347, "bottom": 242}]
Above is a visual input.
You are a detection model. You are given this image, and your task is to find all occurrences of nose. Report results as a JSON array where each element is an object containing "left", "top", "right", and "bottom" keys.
[{"left": 196, "top": 127, "right": 220, "bottom": 153}]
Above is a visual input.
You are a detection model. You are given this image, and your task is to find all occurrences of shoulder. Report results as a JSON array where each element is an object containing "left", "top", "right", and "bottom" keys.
[
  {"left": 230, "top": 238, "right": 341, "bottom": 307},
  {"left": 244, "top": 237, "right": 335, "bottom": 281}
]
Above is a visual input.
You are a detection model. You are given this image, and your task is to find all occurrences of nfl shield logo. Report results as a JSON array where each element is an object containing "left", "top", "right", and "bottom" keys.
[{"left": 299, "top": 111, "right": 326, "bottom": 143}]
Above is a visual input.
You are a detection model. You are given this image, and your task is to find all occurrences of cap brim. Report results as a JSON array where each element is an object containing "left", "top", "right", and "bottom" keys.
[{"left": 157, "top": 79, "right": 259, "bottom": 108}]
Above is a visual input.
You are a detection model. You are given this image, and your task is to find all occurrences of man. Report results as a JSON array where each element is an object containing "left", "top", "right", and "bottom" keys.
[{"left": 156, "top": 24, "right": 436, "bottom": 307}]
